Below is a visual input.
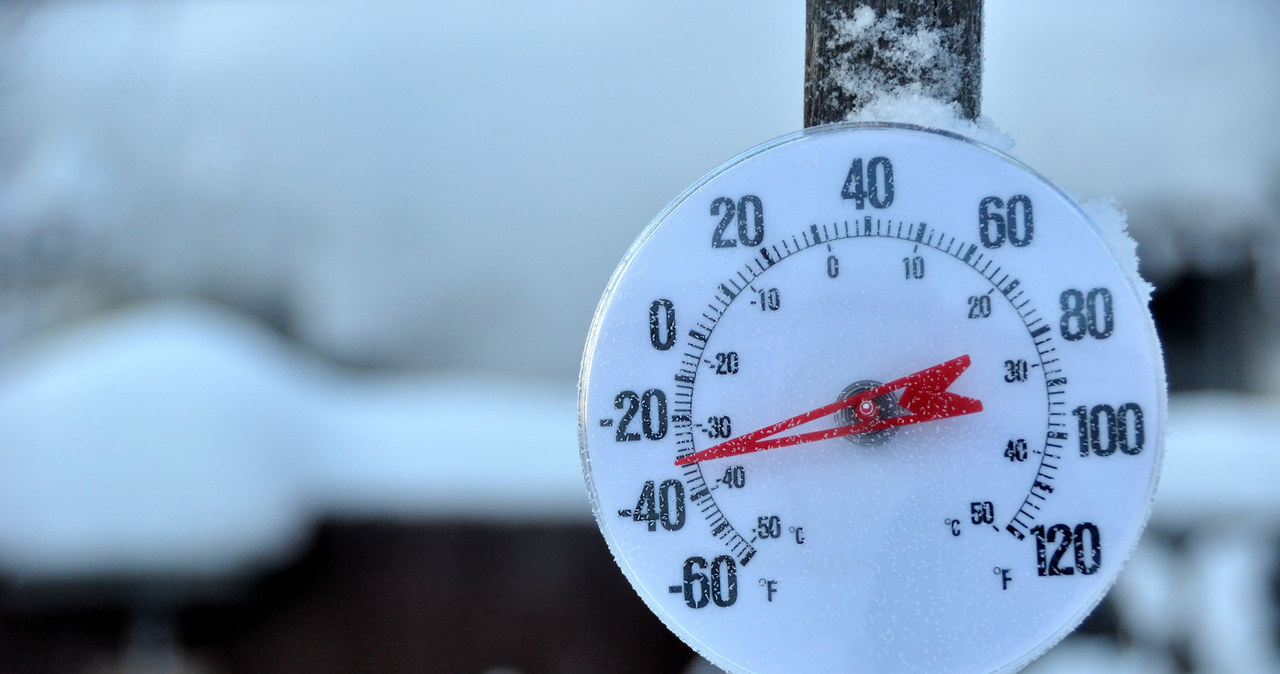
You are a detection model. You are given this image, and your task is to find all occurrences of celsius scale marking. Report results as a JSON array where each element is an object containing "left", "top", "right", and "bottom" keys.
[
  {"left": 669, "top": 220, "right": 1065, "bottom": 555},
  {"left": 579, "top": 124, "right": 1164, "bottom": 674}
]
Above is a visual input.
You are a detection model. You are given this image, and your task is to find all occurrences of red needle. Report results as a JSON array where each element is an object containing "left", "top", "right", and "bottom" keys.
[{"left": 674, "top": 355, "right": 983, "bottom": 466}]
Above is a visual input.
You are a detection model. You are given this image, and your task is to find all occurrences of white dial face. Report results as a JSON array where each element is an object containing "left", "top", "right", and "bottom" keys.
[{"left": 579, "top": 124, "right": 1165, "bottom": 674}]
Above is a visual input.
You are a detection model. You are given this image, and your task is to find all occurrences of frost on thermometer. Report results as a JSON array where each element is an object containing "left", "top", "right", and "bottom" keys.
[{"left": 578, "top": 124, "right": 1165, "bottom": 674}]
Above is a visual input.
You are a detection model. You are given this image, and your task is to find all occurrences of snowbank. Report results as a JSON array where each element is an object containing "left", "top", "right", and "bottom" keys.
[
  {"left": 0, "top": 302, "right": 1272, "bottom": 583},
  {"left": 0, "top": 301, "right": 584, "bottom": 581}
]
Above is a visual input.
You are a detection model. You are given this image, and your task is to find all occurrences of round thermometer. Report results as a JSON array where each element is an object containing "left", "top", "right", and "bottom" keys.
[{"left": 578, "top": 123, "right": 1164, "bottom": 673}]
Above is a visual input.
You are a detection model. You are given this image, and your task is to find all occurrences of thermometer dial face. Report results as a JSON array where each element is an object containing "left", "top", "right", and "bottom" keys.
[{"left": 578, "top": 124, "right": 1165, "bottom": 673}]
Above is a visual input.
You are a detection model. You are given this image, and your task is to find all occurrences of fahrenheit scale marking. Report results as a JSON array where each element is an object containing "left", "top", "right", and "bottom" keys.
[{"left": 580, "top": 123, "right": 1164, "bottom": 674}]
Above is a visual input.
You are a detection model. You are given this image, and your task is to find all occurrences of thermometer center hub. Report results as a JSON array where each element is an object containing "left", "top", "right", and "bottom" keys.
[{"left": 835, "top": 379, "right": 903, "bottom": 446}]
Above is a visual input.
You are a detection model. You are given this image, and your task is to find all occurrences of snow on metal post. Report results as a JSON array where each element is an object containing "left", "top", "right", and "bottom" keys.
[{"left": 804, "top": 0, "right": 983, "bottom": 126}]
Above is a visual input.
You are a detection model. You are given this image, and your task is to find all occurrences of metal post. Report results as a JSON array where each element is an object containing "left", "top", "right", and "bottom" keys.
[{"left": 804, "top": 0, "right": 983, "bottom": 127}]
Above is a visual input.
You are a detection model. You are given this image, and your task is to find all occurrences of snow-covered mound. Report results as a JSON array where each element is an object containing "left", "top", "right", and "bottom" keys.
[
  {"left": 0, "top": 300, "right": 1274, "bottom": 588},
  {"left": 1154, "top": 393, "right": 1280, "bottom": 526},
  {"left": 0, "top": 301, "right": 583, "bottom": 581}
]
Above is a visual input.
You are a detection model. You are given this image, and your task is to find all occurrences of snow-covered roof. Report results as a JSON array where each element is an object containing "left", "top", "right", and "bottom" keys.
[{"left": 1, "top": 1, "right": 1276, "bottom": 379}]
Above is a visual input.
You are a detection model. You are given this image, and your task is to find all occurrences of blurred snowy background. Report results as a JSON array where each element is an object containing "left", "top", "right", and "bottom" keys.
[{"left": 0, "top": 0, "right": 1277, "bottom": 672}]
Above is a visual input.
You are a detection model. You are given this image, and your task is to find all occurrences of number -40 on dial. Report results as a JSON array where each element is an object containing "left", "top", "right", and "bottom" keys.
[{"left": 578, "top": 124, "right": 1165, "bottom": 673}]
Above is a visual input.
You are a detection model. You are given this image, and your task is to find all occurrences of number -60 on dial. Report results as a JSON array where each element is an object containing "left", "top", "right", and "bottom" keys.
[{"left": 579, "top": 124, "right": 1165, "bottom": 673}]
